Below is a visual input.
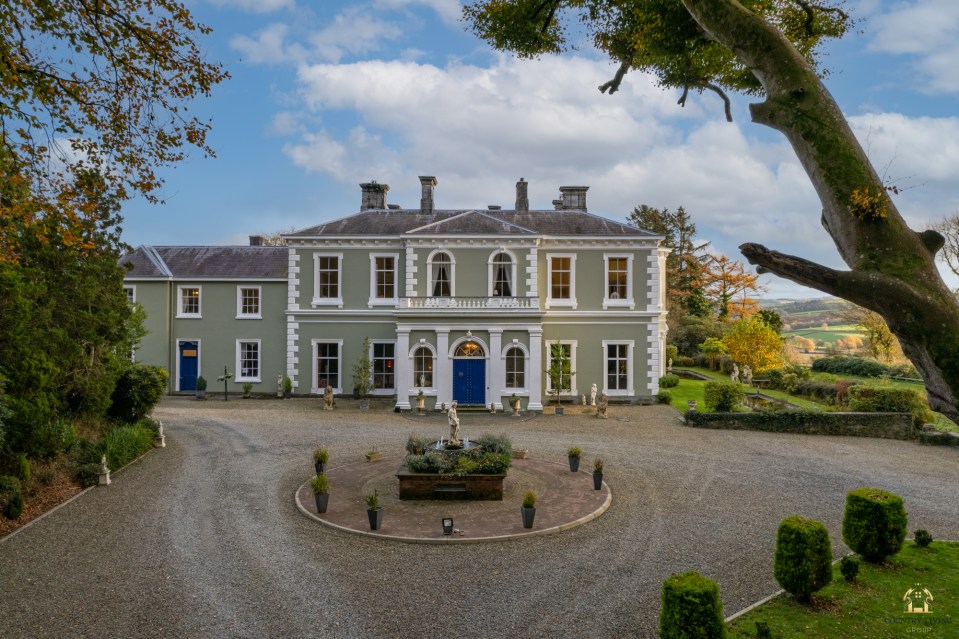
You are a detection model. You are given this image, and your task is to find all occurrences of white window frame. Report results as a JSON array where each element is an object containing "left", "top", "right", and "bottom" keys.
[
  {"left": 312, "top": 252, "right": 344, "bottom": 307},
  {"left": 502, "top": 342, "right": 529, "bottom": 393},
  {"left": 124, "top": 285, "right": 136, "bottom": 304},
  {"left": 603, "top": 253, "right": 635, "bottom": 309},
  {"left": 488, "top": 249, "right": 517, "bottom": 297},
  {"left": 312, "top": 339, "right": 344, "bottom": 394},
  {"left": 177, "top": 285, "right": 202, "bottom": 318},
  {"left": 545, "top": 340, "right": 578, "bottom": 397},
  {"left": 602, "top": 340, "right": 634, "bottom": 396},
  {"left": 546, "top": 253, "right": 577, "bottom": 309},
  {"left": 236, "top": 285, "right": 262, "bottom": 319},
  {"left": 427, "top": 249, "right": 455, "bottom": 298},
  {"left": 369, "top": 253, "right": 400, "bottom": 306},
  {"left": 369, "top": 339, "right": 397, "bottom": 395},
  {"left": 410, "top": 343, "right": 437, "bottom": 392},
  {"left": 236, "top": 339, "right": 262, "bottom": 383}
]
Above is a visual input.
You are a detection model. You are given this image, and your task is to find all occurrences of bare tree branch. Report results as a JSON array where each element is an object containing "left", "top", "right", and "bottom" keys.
[
  {"left": 598, "top": 60, "right": 631, "bottom": 95},
  {"left": 704, "top": 82, "right": 733, "bottom": 122}
]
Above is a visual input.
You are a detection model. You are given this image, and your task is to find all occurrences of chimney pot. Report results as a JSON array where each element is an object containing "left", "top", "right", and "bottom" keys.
[
  {"left": 559, "top": 186, "right": 589, "bottom": 211},
  {"left": 359, "top": 181, "right": 389, "bottom": 211},
  {"left": 488, "top": 205, "right": 502, "bottom": 211},
  {"left": 419, "top": 176, "right": 437, "bottom": 214},
  {"left": 249, "top": 235, "right": 264, "bottom": 246},
  {"left": 387, "top": 204, "right": 401, "bottom": 210},
  {"left": 515, "top": 178, "right": 529, "bottom": 214}
]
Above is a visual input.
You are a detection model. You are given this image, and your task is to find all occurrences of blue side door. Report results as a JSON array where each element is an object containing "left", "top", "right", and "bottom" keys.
[
  {"left": 179, "top": 341, "right": 198, "bottom": 391},
  {"left": 453, "top": 359, "right": 486, "bottom": 406}
]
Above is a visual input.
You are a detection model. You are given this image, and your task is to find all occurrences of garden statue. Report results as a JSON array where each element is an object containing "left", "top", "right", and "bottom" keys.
[
  {"left": 667, "top": 358, "right": 673, "bottom": 372},
  {"left": 276, "top": 372, "right": 283, "bottom": 398},
  {"left": 743, "top": 365, "right": 753, "bottom": 388},
  {"left": 582, "top": 394, "right": 587, "bottom": 406},
  {"left": 590, "top": 383, "right": 597, "bottom": 406},
  {"left": 596, "top": 393, "right": 608, "bottom": 419},
  {"left": 323, "top": 384, "right": 334, "bottom": 410},
  {"left": 730, "top": 363, "right": 740, "bottom": 383},
  {"left": 490, "top": 402, "right": 496, "bottom": 414},
  {"left": 447, "top": 401, "right": 461, "bottom": 446},
  {"left": 98, "top": 455, "right": 111, "bottom": 486}
]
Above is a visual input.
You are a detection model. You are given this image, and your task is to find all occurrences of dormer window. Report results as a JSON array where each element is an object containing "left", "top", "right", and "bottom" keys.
[{"left": 430, "top": 251, "right": 453, "bottom": 297}]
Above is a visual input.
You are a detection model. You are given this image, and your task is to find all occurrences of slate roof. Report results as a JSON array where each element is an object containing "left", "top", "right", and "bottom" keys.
[
  {"left": 121, "top": 246, "right": 288, "bottom": 279},
  {"left": 288, "top": 208, "right": 657, "bottom": 238}
]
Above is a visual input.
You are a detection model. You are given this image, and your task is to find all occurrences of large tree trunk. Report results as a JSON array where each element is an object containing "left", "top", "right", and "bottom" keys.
[{"left": 680, "top": 0, "right": 959, "bottom": 422}]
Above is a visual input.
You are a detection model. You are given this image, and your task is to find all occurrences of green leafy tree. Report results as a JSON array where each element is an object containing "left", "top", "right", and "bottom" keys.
[
  {"left": 698, "top": 337, "right": 727, "bottom": 371},
  {"left": 722, "top": 316, "right": 785, "bottom": 373},
  {"left": 464, "top": 0, "right": 959, "bottom": 423},
  {"left": 546, "top": 343, "right": 575, "bottom": 405},
  {"left": 756, "top": 309, "right": 784, "bottom": 334},
  {"left": 351, "top": 337, "right": 374, "bottom": 398}
]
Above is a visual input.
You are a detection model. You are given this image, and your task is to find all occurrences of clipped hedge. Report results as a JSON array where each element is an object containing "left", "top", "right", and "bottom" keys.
[
  {"left": 659, "top": 374, "right": 680, "bottom": 388},
  {"left": 812, "top": 356, "right": 918, "bottom": 379},
  {"left": 848, "top": 384, "right": 932, "bottom": 427},
  {"left": 703, "top": 381, "right": 744, "bottom": 412},
  {"left": 794, "top": 381, "right": 838, "bottom": 403},
  {"left": 774, "top": 515, "right": 833, "bottom": 601},
  {"left": 659, "top": 571, "right": 727, "bottom": 639},
  {"left": 842, "top": 487, "right": 908, "bottom": 562},
  {"left": 684, "top": 410, "right": 913, "bottom": 440},
  {"left": 657, "top": 390, "right": 673, "bottom": 404}
]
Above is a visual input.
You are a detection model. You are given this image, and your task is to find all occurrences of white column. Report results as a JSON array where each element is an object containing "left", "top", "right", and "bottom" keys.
[
  {"left": 489, "top": 328, "right": 503, "bottom": 410},
  {"left": 528, "top": 328, "right": 543, "bottom": 411},
  {"left": 436, "top": 330, "right": 451, "bottom": 408},
  {"left": 395, "top": 329, "right": 411, "bottom": 410}
]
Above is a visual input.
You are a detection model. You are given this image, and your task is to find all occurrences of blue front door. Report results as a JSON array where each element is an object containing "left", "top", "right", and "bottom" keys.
[
  {"left": 453, "top": 359, "right": 486, "bottom": 406},
  {"left": 179, "top": 341, "right": 198, "bottom": 391}
]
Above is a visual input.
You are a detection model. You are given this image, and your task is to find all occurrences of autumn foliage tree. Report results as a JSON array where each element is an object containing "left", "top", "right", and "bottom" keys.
[
  {"left": 703, "top": 254, "right": 765, "bottom": 321},
  {"left": 722, "top": 315, "right": 784, "bottom": 373},
  {"left": 0, "top": 0, "right": 228, "bottom": 262},
  {"left": 464, "top": 0, "right": 959, "bottom": 422}
]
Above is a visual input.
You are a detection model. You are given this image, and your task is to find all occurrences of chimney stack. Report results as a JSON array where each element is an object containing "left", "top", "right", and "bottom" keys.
[
  {"left": 419, "top": 176, "right": 437, "bottom": 214},
  {"left": 249, "top": 235, "right": 264, "bottom": 246},
  {"left": 360, "top": 181, "right": 389, "bottom": 211},
  {"left": 515, "top": 178, "right": 529, "bottom": 214},
  {"left": 559, "top": 186, "right": 589, "bottom": 211}
]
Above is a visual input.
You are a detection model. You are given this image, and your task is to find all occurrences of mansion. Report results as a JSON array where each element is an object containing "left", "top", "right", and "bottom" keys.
[{"left": 121, "top": 177, "right": 669, "bottom": 411}]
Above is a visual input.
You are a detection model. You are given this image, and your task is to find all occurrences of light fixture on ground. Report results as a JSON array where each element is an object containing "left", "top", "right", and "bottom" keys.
[{"left": 442, "top": 517, "right": 454, "bottom": 535}]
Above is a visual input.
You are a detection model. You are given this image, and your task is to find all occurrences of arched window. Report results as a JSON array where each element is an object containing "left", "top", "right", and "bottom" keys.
[
  {"left": 491, "top": 252, "right": 512, "bottom": 296},
  {"left": 413, "top": 346, "right": 433, "bottom": 388},
  {"left": 430, "top": 252, "right": 453, "bottom": 297},
  {"left": 505, "top": 346, "right": 525, "bottom": 388}
]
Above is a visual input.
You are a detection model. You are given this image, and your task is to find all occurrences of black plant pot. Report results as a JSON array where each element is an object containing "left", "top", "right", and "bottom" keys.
[
  {"left": 314, "top": 493, "right": 329, "bottom": 514},
  {"left": 593, "top": 472, "right": 604, "bottom": 490},
  {"left": 284, "top": 390, "right": 292, "bottom": 399},
  {"left": 367, "top": 507, "right": 384, "bottom": 530},
  {"left": 314, "top": 461, "right": 327, "bottom": 475},
  {"left": 568, "top": 456, "right": 580, "bottom": 473},
  {"left": 353, "top": 388, "right": 360, "bottom": 400},
  {"left": 520, "top": 506, "right": 536, "bottom": 529}
]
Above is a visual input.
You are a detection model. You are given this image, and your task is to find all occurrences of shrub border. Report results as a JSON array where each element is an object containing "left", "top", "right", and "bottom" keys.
[{"left": 684, "top": 410, "right": 913, "bottom": 440}]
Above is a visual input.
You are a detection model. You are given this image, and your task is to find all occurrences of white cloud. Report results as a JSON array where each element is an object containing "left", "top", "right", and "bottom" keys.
[
  {"left": 208, "top": 0, "right": 293, "bottom": 13},
  {"left": 307, "top": 8, "right": 404, "bottom": 63},
  {"left": 373, "top": 0, "right": 462, "bottom": 25},
  {"left": 868, "top": 0, "right": 959, "bottom": 93},
  {"left": 231, "top": 23, "right": 291, "bottom": 64}
]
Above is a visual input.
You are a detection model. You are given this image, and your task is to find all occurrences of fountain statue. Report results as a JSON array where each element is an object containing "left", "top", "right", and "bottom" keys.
[{"left": 447, "top": 401, "right": 462, "bottom": 448}]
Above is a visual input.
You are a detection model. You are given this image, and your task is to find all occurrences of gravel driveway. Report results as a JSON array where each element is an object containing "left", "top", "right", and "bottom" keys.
[{"left": 1, "top": 398, "right": 956, "bottom": 638}]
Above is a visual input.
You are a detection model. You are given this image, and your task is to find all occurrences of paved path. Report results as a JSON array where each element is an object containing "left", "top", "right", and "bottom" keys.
[{"left": 1, "top": 398, "right": 957, "bottom": 638}]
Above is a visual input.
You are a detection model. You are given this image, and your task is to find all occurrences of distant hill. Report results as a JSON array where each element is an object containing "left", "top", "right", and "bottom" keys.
[{"left": 760, "top": 296, "right": 853, "bottom": 332}]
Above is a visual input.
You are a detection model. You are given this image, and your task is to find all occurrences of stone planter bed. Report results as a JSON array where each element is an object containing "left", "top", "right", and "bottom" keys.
[{"left": 396, "top": 470, "right": 506, "bottom": 500}]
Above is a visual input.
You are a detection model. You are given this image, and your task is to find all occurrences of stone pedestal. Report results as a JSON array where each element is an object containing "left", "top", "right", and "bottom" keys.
[{"left": 396, "top": 470, "right": 506, "bottom": 500}]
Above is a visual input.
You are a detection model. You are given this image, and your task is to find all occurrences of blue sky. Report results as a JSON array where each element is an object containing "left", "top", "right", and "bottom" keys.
[{"left": 121, "top": 0, "right": 959, "bottom": 298}]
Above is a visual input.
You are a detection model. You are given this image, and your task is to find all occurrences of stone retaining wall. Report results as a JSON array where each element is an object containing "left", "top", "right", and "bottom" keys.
[{"left": 684, "top": 411, "right": 914, "bottom": 440}]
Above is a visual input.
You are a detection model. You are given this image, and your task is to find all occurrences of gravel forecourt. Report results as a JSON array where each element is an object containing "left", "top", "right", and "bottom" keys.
[{"left": 1, "top": 398, "right": 957, "bottom": 638}]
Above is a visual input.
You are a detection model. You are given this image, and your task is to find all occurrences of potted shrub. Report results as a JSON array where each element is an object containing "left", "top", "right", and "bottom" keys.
[
  {"left": 195, "top": 376, "right": 207, "bottom": 400},
  {"left": 365, "top": 489, "right": 383, "bottom": 530},
  {"left": 313, "top": 447, "right": 329, "bottom": 474},
  {"left": 352, "top": 337, "right": 373, "bottom": 408},
  {"left": 567, "top": 446, "right": 582, "bottom": 472},
  {"left": 365, "top": 447, "right": 383, "bottom": 462},
  {"left": 416, "top": 389, "right": 426, "bottom": 412},
  {"left": 242, "top": 382, "right": 253, "bottom": 398},
  {"left": 283, "top": 376, "right": 293, "bottom": 399},
  {"left": 520, "top": 490, "right": 536, "bottom": 529},
  {"left": 311, "top": 473, "right": 330, "bottom": 514},
  {"left": 592, "top": 457, "right": 604, "bottom": 490}
]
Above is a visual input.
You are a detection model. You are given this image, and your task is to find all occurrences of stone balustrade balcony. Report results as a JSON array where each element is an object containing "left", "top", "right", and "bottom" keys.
[{"left": 398, "top": 296, "right": 540, "bottom": 312}]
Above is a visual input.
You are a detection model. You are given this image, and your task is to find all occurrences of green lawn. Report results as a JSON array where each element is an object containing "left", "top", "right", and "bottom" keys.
[
  {"left": 728, "top": 541, "right": 959, "bottom": 638},
  {"left": 667, "top": 368, "right": 825, "bottom": 412}
]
